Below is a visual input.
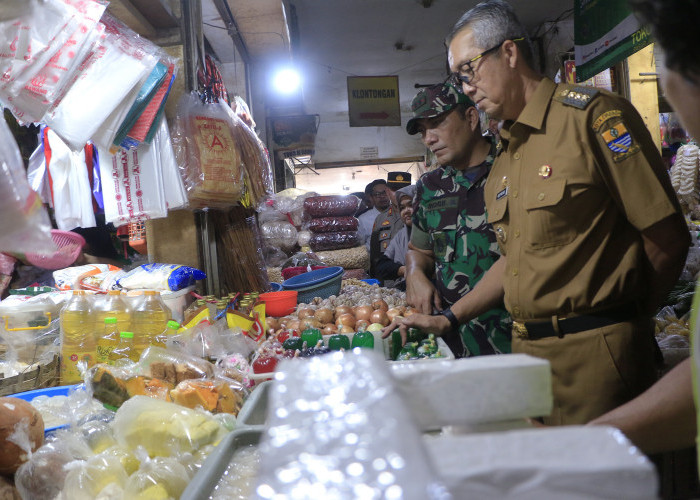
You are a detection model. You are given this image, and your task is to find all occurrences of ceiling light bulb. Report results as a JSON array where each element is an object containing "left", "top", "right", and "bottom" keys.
[{"left": 273, "top": 68, "right": 301, "bottom": 94}]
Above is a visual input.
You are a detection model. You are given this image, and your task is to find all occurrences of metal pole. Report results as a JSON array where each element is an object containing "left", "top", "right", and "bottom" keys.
[{"left": 181, "top": 0, "right": 220, "bottom": 295}]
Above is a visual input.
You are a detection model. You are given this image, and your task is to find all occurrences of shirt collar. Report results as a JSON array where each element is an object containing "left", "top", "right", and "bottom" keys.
[{"left": 502, "top": 78, "right": 557, "bottom": 135}]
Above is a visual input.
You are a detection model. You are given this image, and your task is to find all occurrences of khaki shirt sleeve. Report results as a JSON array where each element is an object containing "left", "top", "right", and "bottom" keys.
[{"left": 587, "top": 94, "right": 682, "bottom": 231}]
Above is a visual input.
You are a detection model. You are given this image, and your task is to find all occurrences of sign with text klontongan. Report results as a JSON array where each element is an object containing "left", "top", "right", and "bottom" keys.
[
  {"left": 574, "top": 0, "right": 652, "bottom": 82},
  {"left": 347, "top": 76, "right": 401, "bottom": 127}
]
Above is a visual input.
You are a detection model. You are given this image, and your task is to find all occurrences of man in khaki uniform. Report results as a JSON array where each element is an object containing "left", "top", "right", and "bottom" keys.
[
  {"left": 388, "top": 0, "right": 690, "bottom": 425},
  {"left": 369, "top": 172, "right": 411, "bottom": 277}
]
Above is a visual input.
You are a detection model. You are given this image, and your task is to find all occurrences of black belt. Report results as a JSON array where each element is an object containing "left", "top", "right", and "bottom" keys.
[{"left": 512, "top": 305, "right": 640, "bottom": 340}]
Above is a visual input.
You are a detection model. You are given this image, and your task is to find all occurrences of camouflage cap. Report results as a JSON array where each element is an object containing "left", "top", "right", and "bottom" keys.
[{"left": 405, "top": 81, "right": 475, "bottom": 135}]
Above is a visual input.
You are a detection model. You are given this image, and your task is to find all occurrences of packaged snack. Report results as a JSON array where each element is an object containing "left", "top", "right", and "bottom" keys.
[
  {"left": 307, "top": 216, "right": 359, "bottom": 233},
  {"left": 117, "top": 263, "right": 206, "bottom": 292},
  {"left": 303, "top": 195, "right": 360, "bottom": 218},
  {"left": 309, "top": 231, "right": 361, "bottom": 251}
]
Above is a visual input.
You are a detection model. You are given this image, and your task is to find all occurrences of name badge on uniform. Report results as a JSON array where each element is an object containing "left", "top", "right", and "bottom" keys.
[{"left": 496, "top": 187, "right": 508, "bottom": 200}]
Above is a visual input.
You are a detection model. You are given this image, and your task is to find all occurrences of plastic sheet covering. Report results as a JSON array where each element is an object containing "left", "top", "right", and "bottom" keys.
[
  {"left": 303, "top": 195, "right": 360, "bottom": 218},
  {"left": 423, "top": 426, "right": 658, "bottom": 499},
  {"left": 0, "top": 118, "right": 55, "bottom": 255},
  {"left": 390, "top": 354, "right": 552, "bottom": 430},
  {"left": 254, "top": 349, "right": 451, "bottom": 500}
]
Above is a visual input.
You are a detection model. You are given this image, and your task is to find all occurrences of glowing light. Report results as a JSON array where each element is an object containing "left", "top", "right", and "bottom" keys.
[{"left": 273, "top": 68, "right": 301, "bottom": 94}]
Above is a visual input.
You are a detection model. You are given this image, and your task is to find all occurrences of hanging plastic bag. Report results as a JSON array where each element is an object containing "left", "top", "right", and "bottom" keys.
[
  {"left": 97, "top": 142, "right": 168, "bottom": 226},
  {"left": 45, "top": 128, "right": 96, "bottom": 230},
  {"left": 0, "top": 118, "right": 55, "bottom": 255},
  {"left": 154, "top": 119, "right": 188, "bottom": 210},
  {"left": 171, "top": 91, "right": 245, "bottom": 209}
]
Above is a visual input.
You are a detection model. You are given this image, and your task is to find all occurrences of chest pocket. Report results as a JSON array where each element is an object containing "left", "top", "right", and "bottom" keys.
[{"left": 523, "top": 178, "right": 576, "bottom": 249}]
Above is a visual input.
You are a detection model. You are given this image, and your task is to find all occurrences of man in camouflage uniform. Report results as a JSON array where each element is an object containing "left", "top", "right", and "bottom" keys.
[{"left": 404, "top": 80, "right": 511, "bottom": 357}]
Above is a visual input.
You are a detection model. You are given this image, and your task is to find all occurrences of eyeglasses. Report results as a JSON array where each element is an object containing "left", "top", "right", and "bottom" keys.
[
  {"left": 450, "top": 37, "right": 524, "bottom": 86},
  {"left": 372, "top": 190, "right": 388, "bottom": 197}
]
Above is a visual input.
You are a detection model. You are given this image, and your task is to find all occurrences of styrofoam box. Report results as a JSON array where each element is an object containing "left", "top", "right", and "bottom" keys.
[
  {"left": 423, "top": 426, "right": 658, "bottom": 499},
  {"left": 391, "top": 354, "right": 552, "bottom": 430}
]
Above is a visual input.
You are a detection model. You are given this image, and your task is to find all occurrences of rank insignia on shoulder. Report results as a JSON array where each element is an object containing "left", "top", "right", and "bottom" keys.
[
  {"left": 381, "top": 219, "right": 390, "bottom": 226},
  {"left": 553, "top": 86, "right": 598, "bottom": 109}
]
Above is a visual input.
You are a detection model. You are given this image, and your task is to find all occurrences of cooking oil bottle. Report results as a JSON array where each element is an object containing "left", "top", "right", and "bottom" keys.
[
  {"left": 97, "top": 317, "right": 120, "bottom": 364},
  {"left": 152, "top": 320, "right": 180, "bottom": 348},
  {"left": 60, "top": 290, "right": 96, "bottom": 384},
  {"left": 131, "top": 291, "right": 170, "bottom": 354},
  {"left": 94, "top": 290, "right": 131, "bottom": 333},
  {"left": 109, "top": 332, "right": 138, "bottom": 366}
]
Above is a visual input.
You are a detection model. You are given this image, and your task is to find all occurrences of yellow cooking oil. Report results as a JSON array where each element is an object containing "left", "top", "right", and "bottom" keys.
[
  {"left": 94, "top": 290, "right": 131, "bottom": 333},
  {"left": 131, "top": 290, "right": 170, "bottom": 354},
  {"left": 96, "top": 317, "right": 120, "bottom": 364},
  {"left": 60, "top": 290, "right": 96, "bottom": 384}
]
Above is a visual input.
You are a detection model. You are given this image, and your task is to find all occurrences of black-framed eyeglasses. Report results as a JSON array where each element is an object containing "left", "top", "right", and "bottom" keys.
[{"left": 449, "top": 37, "right": 524, "bottom": 86}]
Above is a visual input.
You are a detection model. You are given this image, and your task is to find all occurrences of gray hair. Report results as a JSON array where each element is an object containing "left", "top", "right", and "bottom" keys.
[{"left": 446, "top": 0, "right": 535, "bottom": 69}]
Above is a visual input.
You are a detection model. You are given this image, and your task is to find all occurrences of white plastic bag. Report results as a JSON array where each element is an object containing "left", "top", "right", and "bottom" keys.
[
  {"left": 154, "top": 118, "right": 187, "bottom": 210},
  {"left": 0, "top": 118, "right": 55, "bottom": 255},
  {"left": 98, "top": 142, "right": 168, "bottom": 226},
  {"left": 45, "top": 128, "right": 96, "bottom": 230}
]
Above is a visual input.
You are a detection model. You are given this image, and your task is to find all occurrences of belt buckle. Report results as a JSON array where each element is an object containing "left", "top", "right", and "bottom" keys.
[{"left": 513, "top": 321, "right": 529, "bottom": 339}]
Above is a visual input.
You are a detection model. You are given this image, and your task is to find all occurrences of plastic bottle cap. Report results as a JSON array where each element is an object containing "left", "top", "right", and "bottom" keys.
[
  {"left": 104, "top": 317, "right": 118, "bottom": 324},
  {"left": 167, "top": 320, "right": 180, "bottom": 329},
  {"left": 120, "top": 332, "right": 134, "bottom": 338}
]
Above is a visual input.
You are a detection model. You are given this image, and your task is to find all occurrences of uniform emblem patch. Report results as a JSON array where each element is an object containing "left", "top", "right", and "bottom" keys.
[{"left": 594, "top": 111, "right": 640, "bottom": 162}]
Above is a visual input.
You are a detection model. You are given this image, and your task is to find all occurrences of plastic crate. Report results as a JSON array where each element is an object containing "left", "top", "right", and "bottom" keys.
[{"left": 180, "top": 427, "right": 262, "bottom": 500}]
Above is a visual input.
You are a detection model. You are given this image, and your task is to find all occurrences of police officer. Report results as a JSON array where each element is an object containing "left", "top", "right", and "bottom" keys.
[
  {"left": 387, "top": 0, "right": 689, "bottom": 425},
  {"left": 403, "top": 80, "right": 511, "bottom": 357},
  {"left": 369, "top": 171, "right": 411, "bottom": 277}
]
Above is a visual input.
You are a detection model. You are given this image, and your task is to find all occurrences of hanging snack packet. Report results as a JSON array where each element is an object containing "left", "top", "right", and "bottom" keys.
[{"left": 171, "top": 92, "right": 245, "bottom": 209}]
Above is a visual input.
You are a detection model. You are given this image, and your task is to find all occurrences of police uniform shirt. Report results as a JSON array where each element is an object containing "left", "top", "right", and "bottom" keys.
[
  {"left": 372, "top": 204, "right": 403, "bottom": 254},
  {"left": 485, "top": 78, "right": 682, "bottom": 322}
]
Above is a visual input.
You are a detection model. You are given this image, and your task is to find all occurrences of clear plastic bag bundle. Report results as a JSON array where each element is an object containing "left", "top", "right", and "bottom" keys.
[
  {"left": 307, "top": 215, "right": 359, "bottom": 233},
  {"left": 260, "top": 220, "right": 298, "bottom": 252},
  {"left": 303, "top": 195, "right": 360, "bottom": 218},
  {"left": 0, "top": 118, "right": 55, "bottom": 255},
  {"left": 309, "top": 231, "right": 361, "bottom": 251}
]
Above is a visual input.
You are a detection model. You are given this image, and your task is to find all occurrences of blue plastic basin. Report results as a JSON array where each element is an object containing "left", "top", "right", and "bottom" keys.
[{"left": 281, "top": 266, "right": 344, "bottom": 290}]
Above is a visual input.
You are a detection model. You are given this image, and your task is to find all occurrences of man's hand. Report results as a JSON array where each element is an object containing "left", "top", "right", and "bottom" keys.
[
  {"left": 406, "top": 273, "right": 442, "bottom": 314},
  {"left": 405, "top": 245, "right": 441, "bottom": 314},
  {"left": 381, "top": 313, "right": 451, "bottom": 346}
]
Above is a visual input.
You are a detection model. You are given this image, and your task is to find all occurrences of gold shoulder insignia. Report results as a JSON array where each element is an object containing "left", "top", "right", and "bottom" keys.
[{"left": 553, "top": 86, "right": 599, "bottom": 110}]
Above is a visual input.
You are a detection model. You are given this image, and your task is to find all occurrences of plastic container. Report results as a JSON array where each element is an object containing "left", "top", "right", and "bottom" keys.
[
  {"left": 93, "top": 290, "right": 131, "bottom": 333},
  {"left": 59, "top": 290, "right": 96, "bottom": 385},
  {"left": 131, "top": 291, "right": 171, "bottom": 354},
  {"left": 269, "top": 282, "right": 283, "bottom": 292},
  {"left": 236, "top": 380, "right": 272, "bottom": 428},
  {"left": 281, "top": 266, "right": 343, "bottom": 304},
  {"left": 11, "top": 384, "right": 83, "bottom": 435},
  {"left": 160, "top": 285, "right": 195, "bottom": 323},
  {"left": 24, "top": 230, "right": 86, "bottom": 270},
  {"left": 180, "top": 427, "right": 262, "bottom": 500},
  {"left": 258, "top": 291, "right": 298, "bottom": 317},
  {"left": 280, "top": 265, "right": 326, "bottom": 281}
]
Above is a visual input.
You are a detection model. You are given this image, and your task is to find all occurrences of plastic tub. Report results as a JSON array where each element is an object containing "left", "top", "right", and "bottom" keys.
[
  {"left": 269, "top": 282, "right": 283, "bottom": 292},
  {"left": 11, "top": 384, "right": 83, "bottom": 434},
  {"left": 259, "top": 291, "right": 298, "bottom": 317},
  {"left": 236, "top": 380, "right": 272, "bottom": 428},
  {"left": 281, "top": 266, "right": 344, "bottom": 303},
  {"left": 281, "top": 265, "right": 326, "bottom": 280}
]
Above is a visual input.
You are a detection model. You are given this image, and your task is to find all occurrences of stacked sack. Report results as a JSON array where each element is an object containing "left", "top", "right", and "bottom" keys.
[{"left": 303, "top": 196, "right": 369, "bottom": 277}]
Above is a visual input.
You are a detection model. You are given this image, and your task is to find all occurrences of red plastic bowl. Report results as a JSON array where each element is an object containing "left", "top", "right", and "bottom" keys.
[
  {"left": 259, "top": 290, "right": 298, "bottom": 317},
  {"left": 281, "top": 265, "right": 326, "bottom": 280}
]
